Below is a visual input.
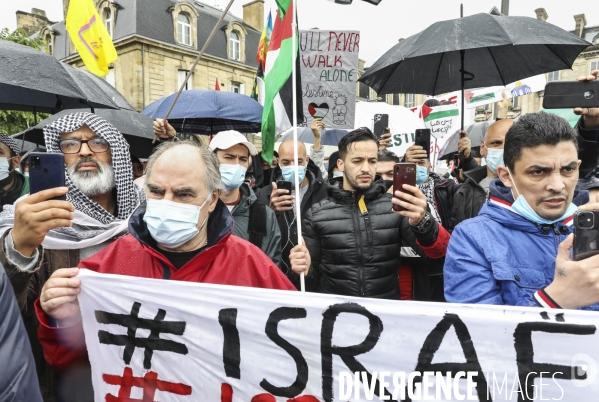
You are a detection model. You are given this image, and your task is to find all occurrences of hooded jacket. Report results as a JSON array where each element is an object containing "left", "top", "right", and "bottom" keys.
[
  {"left": 449, "top": 166, "right": 488, "bottom": 231},
  {"left": 33, "top": 200, "right": 296, "bottom": 401},
  {"left": 256, "top": 159, "right": 328, "bottom": 287},
  {"left": 230, "top": 184, "right": 282, "bottom": 267},
  {"left": 0, "top": 263, "right": 42, "bottom": 402},
  {"left": 302, "top": 180, "right": 449, "bottom": 299},
  {"left": 444, "top": 179, "right": 599, "bottom": 311}
]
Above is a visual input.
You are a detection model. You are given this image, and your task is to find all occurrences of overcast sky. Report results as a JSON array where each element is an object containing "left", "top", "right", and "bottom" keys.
[{"left": 2, "top": 0, "right": 597, "bottom": 65}]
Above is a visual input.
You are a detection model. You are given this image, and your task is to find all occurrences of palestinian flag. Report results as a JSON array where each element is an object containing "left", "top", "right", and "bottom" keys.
[{"left": 261, "top": 0, "right": 303, "bottom": 164}]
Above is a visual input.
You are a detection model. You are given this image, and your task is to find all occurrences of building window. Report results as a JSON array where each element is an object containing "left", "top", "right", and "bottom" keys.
[
  {"left": 404, "top": 93, "right": 415, "bottom": 108},
  {"left": 512, "top": 95, "right": 519, "bottom": 109},
  {"left": 392, "top": 94, "right": 400, "bottom": 105},
  {"left": 229, "top": 31, "right": 240, "bottom": 61},
  {"left": 358, "top": 82, "right": 370, "bottom": 99},
  {"left": 104, "top": 8, "right": 113, "bottom": 38},
  {"left": 46, "top": 34, "right": 53, "bottom": 55},
  {"left": 591, "top": 61, "right": 599, "bottom": 73},
  {"left": 178, "top": 70, "right": 193, "bottom": 90},
  {"left": 547, "top": 71, "right": 560, "bottom": 82},
  {"left": 230, "top": 82, "right": 241, "bottom": 94},
  {"left": 177, "top": 13, "right": 192, "bottom": 46},
  {"left": 106, "top": 67, "right": 115, "bottom": 87}
]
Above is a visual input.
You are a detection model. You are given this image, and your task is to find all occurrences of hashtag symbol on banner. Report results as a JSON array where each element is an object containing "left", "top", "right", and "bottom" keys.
[
  {"left": 95, "top": 302, "right": 188, "bottom": 369},
  {"left": 103, "top": 367, "right": 192, "bottom": 401}
]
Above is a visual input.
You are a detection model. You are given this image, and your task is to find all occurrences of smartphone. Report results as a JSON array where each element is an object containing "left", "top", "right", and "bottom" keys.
[
  {"left": 393, "top": 163, "right": 416, "bottom": 212},
  {"left": 276, "top": 180, "right": 292, "bottom": 193},
  {"left": 543, "top": 80, "right": 599, "bottom": 109},
  {"left": 415, "top": 129, "right": 431, "bottom": 159},
  {"left": 373, "top": 114, "right": 389, "bottom": 139},
  {"left": 28, "top": 153, "right": 66, "bottom": 200},
  {"left": 573, "top": 210, "right": 599, "bottom": 261}
]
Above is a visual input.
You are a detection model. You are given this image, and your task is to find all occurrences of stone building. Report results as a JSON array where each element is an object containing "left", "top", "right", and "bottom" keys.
[{"left": 17, "top": 0, "right": 265, "bottom": 112}]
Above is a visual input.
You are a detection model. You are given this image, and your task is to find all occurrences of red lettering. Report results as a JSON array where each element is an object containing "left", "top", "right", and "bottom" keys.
[
  {"left": 334, "top": 55, "right": 342, "bottom": 67},
  {"left": 301, "top": 55, "right": 316, "bottom": 68}
]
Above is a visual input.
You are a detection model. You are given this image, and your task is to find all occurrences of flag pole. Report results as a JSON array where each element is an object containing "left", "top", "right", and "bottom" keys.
[
  {"left": 290, "top": 0, "right": 305, "bottom": 293},
  {"left": 153, "top": 0, "right": 236, "bottom": 143}
]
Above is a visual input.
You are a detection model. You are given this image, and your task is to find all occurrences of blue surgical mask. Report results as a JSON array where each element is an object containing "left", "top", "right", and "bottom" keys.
[
  {"left": 0, "top": 158, "right": 10, "bottom": 181},
  {"left": 281, "top": 165, "right": 306, "bottom": 187},
  {"left": 144, "top": 197, "right": 210, "bottom": 249},
  {"left": 485, "top": 145, "right": 504, "bottom": 174},
  {"left": 219, "top": 164, "right": 247, "bottom": 191},
  {"left": 507, "top": 168, "right": 577, "bottom": 225},
  {"left": 416, "top": 165, "right": 429, "bottom": 185},
  {"left": 332, "top": 171, "right": 344, "bottom": 178}
]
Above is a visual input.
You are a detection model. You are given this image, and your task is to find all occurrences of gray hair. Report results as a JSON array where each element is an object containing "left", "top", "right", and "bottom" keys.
[{"left": 145, "top": 140, "right": 225, "bottom": 197}]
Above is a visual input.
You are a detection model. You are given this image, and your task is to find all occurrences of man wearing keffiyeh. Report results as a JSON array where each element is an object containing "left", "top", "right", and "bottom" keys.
[{"left": 0, "top": 112, "right": 141, "bottom": 402}]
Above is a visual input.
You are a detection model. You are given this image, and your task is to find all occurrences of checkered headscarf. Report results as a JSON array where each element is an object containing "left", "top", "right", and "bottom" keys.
[
  {"left": 0, "top": 133, "right": 21, "bottom": 156},
  {"left": 43, "top": 112, "right": 140, "bottom": 224}
]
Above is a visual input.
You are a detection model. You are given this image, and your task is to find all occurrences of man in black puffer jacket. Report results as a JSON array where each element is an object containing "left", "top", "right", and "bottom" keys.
[{"left": 290, "top": 128, "right": 451, "bottom": 299}]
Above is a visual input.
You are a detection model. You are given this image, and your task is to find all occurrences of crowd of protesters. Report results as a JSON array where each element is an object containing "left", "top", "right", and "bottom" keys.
[{"left": 0, "top": 70, "right": 598, "bottom": 401}]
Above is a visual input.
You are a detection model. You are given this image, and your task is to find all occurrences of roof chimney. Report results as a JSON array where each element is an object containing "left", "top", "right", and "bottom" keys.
[
  {"left": 242, "top": 0, "right": 264, "bottom": 32},
  {"left": 574, "top": 14, "right": 587, "bottom": 37},
  {"left": 535, "top": 8, "right": 548, "bottom": 22}
]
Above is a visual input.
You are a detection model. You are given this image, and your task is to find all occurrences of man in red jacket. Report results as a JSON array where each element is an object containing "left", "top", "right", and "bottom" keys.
[{"left": 34, "top": 141, "right": 296, "bottom": 401}]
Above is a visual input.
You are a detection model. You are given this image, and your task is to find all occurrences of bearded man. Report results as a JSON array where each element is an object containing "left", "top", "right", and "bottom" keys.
[{"left": 0, "top": 112, "right": 141, "bottom": 402}]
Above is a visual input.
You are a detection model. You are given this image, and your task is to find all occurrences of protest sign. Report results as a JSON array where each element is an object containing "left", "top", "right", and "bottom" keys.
[
  {"left": 465, "top": 74, "right": 547, "bottom": 109},
  {"left": 299, "top": 30, "right": 360, "bottom": 129},
  {"left": 78, "top": 269, "right": 599, "bottom": 402}
]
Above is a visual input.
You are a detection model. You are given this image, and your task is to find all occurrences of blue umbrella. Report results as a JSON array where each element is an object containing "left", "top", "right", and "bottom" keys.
[
  {"left": 142, "top": 90, "right": 263, "bottom": 135},
  {"left": 277, "top": 127, "right": 349, "bottom": 146}
]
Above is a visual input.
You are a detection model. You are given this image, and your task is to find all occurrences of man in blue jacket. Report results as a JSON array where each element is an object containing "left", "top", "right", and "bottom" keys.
[{"left": 444, "top": 110, "right": 599, "bottom": 311}]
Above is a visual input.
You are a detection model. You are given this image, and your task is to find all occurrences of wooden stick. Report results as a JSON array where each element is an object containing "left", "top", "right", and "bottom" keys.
[{"left": 153, "top": 0, "right": 237, "bottom": 143}]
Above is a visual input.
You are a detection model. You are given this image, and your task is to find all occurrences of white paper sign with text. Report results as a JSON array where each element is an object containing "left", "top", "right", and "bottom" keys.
[
  {"left": 299, "top": 30, "right": 360, "bottom": 129},
  {"left": 78, "top": 269, "right": 599, "bottom": 402}
]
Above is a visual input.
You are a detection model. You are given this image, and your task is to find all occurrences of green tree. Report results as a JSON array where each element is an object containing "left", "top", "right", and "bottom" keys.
[{"left": 0, "top": 28, "right": 49, "bottom": 135}]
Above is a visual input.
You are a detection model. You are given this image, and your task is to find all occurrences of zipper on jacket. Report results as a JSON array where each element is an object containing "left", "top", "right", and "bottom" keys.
[
  {"left": 364, "top": 212, "right": 373, "bottom": 256},
  {"left": 351, "top": 192, "right": 365, "bottom": 296}
]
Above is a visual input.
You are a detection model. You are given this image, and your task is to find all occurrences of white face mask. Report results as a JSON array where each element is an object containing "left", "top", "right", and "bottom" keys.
[
  {"left": 143, "top": 197, "right": 211, "bottom": 249},
  {"left": 0, "top": 158, "right": 10, "bottom": 181}
]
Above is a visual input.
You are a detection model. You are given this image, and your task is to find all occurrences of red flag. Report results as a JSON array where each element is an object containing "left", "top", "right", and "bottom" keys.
[{"left": 215, "top": 78, "right": 221, "bottom": 91}]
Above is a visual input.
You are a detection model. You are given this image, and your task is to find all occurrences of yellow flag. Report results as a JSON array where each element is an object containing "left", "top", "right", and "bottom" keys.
[{"left": 66, "top": 0, "right": 117, "bottom": 77}]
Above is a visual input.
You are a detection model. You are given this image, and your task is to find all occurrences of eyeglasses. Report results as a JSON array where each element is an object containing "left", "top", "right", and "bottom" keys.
[{"left": 59, "top": 138, "right": 110, "bottom": 154}]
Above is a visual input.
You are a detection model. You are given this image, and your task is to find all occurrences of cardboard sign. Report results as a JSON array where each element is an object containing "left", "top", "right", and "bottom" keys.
[
  {"left": 299, "top": 30, "right": 360, "bottom": 129},
  {"left": 78, "top": 270, "right": 599, "bottom": 401}
]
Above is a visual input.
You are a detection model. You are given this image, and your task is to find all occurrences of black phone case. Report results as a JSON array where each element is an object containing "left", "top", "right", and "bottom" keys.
[
  {"left": 543, "top": 80, "right": 599, "bottom": 109},
  {"left": 373, "top": 114, "right": 389, "bottom": 139},
  {"left": 276, "top": 180, "right": 292, "bottom": 193},
  {"left": 415, "top": 129, "right": 431, "bottom": 159},
  {"left": 573, "top": 211, "right": 599, "bottom": 261},
  {"left": 29, "top": 153, "right": 66, "bottom": 200}
]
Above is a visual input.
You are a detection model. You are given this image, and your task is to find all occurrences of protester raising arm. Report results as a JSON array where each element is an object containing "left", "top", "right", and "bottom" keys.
[
  {"left": 309, "top": 118, "right": 328, "bottom": 180},
  {"left": 391, "top": 184, "right": 450, "bottom": 260},
  {"left": 153, "top": 118, "right": 177, "bottom": 140}
]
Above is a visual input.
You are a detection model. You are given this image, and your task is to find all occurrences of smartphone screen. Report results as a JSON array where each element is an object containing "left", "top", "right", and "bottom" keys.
[
  {"left": 393, "top": 163, "right": 416, "bottom": 212},
  {"left": 276, "top": 180, "right": 292, "bottom": 193},
  {"left": 415, "top": 129, "right": 431, "bottom": 159}
]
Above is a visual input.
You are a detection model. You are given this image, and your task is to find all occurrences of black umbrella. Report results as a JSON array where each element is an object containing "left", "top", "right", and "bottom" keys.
[
  {"left": 359, "top": 7, "right": 591, "bottom": 129},
  {"left": 437, "top": 120, "right": 495, "bottom": 160},
  {"left": 0, "top": 40, "right": 134, "bottom": 113},
  {"left": 14, "top": 109, "right": 155, "bottom": 158}
]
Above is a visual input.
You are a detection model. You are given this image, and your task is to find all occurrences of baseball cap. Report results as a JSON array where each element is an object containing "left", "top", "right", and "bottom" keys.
[{"left": 209, "top": 130, "right": 257, "bottom": 156}]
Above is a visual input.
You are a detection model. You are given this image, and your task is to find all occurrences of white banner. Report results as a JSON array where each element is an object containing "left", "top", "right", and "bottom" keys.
[
  {"left": 78, "top": 269, "right": 599, "bottom": 402},
  {"left": 299, "top": 30, "right": 360, "bottom": 129},
  {"left": 465, "top": 74, "right": 547, "bottom": 109}
]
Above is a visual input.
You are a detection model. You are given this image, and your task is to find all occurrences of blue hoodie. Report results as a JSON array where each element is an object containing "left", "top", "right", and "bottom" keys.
[{"left": 444, "top": 178, "right": 599, "bottom": 311}]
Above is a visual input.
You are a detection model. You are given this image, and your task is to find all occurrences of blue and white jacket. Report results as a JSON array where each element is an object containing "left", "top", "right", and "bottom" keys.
[{"left": 444, "top": 178, "right": 599, "bottom": 311}]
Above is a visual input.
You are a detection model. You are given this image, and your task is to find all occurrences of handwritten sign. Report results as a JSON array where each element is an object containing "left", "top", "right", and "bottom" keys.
[
  {"left": 79, "top": 269, "right": 599, "bottom": 401},
  {"left": 299, "top": 30, "right": 360, "bottom": 129}
]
